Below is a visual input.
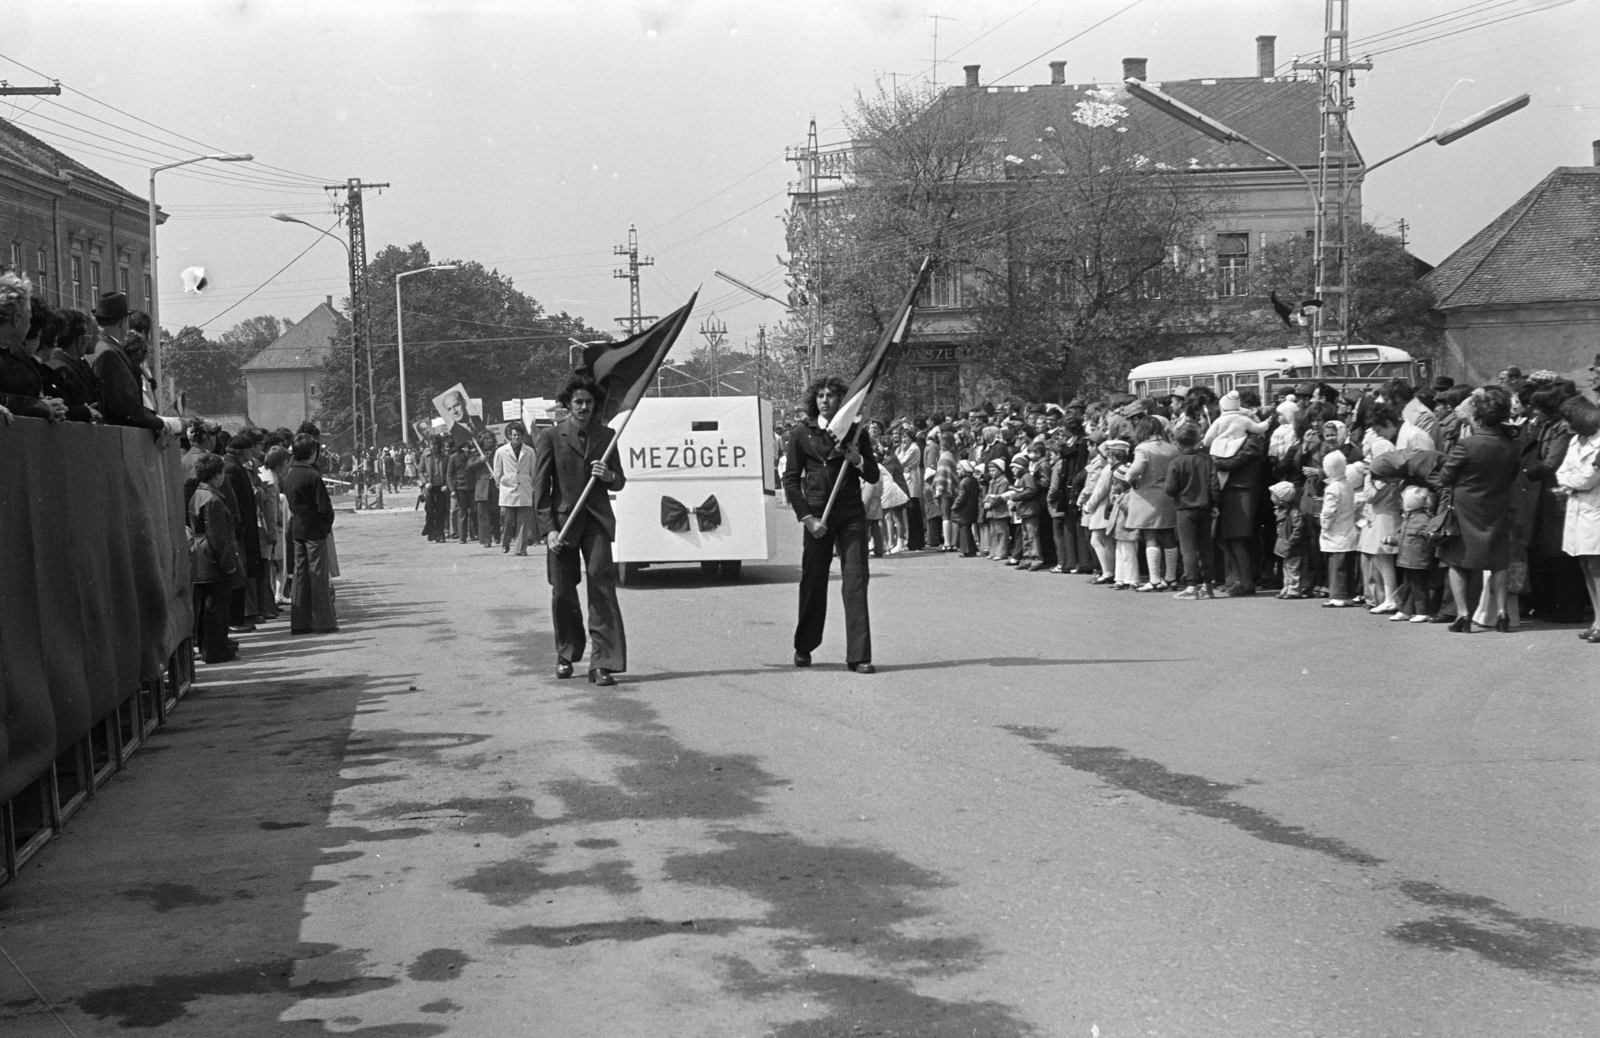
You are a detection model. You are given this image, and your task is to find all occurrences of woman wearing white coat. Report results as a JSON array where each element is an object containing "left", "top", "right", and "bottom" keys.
[
  {"left": 494, "top": 424, "right": 539, "bottom": 555},
  {"left": 1555, "top": 396, "right": 1600, "bottom": 641}
]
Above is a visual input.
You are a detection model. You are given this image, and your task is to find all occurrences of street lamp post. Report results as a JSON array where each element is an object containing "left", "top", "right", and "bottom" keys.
[
  {"left": 270, "top": 210, "right": 358, "bottom": 453},
  {"left": 395, "top": 265, "right": 459, "bottom": 444},
  {"left": 1124, "top": 79, "right": 1527, "bottom": 379},
  {"left": 148, "top": 152, "right": 251, "bottom": 410}
]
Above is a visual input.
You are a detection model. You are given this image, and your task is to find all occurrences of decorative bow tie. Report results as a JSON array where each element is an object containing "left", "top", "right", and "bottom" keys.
[{"left": 660, "top": 494, "right": 722, "bottom": 533}]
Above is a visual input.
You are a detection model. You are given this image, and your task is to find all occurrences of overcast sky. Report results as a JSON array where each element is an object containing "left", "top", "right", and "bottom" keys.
[{"left": 6, "top": 0, "right": 1596, "bottom": 360}]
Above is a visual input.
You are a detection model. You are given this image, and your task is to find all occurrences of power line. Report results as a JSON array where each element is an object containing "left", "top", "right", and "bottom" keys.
[
  {"left": 194, "top": 229, "right": 333, "bottom": 329},
  {"left": 985, "top": 0, "right": 1149, "bottom": 86}
]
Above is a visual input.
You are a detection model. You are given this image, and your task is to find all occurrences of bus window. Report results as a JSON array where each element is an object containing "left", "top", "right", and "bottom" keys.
[
  {"left": 1134, "top": 380, "right": 1147, "bottom": 396},
  {"left": 1191, "top": 374, "right": 1215, "bottom": 389},
  {"left": 1235, "top": 371, "right": 1260, "bottom": 389},
  {"left": 1217, "top": 374, "right": 1234, "bottom": 394},
  {"left": 1147, "top": 378, "right": 1168, "bottom": 395}
]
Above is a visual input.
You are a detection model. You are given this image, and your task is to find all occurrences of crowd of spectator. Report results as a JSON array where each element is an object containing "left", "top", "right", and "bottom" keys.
[
  {"left": 183, "top": 419, "right": 339, "bottom": 663},
  {"left": 0, "top": 276, "right": 184, "bottom": 436},
  {"left": 856, "top": 369, "right": 1600, "bottom": 638}
]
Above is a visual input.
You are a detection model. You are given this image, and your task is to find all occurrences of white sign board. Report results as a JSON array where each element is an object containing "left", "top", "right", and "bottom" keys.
[{"left": 611, "top": 396, "right": 778, "bottom": 566}]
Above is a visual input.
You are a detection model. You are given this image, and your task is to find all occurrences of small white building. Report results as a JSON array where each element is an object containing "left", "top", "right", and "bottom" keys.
[{"left": 241, "top": 299, "right": 346, "bottom": 431}]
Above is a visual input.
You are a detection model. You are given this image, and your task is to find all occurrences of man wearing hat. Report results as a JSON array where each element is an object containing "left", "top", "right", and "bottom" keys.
[{"left": 90, "top": 291, "right": 177, "bottom": 436}]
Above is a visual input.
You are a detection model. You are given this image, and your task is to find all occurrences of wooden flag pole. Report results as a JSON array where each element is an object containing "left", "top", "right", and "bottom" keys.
[
  {"left": 815, "top": 423, "right": 865, "bottom": 530},
  {"left": 552, "top": 424, "right": 625, "bottom": 548}
]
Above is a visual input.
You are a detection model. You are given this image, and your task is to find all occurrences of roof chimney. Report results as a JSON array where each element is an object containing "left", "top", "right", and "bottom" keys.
[
  {"left": 1122, "top": 57, "right": 1147, "bottom": 82},
  {"left": 1257, "top": 35, "right": 1277, "bottom": 78},
  {"left": 1049, "top": 60, "right": 1067, "bottom": 85},
  {"left": 1593, "top": 139, "right": 1600, "bottom": 167},
  {"left": 964, "top": 64, "right": 980, "bottom": 88},
  {"left": 325, "top": 295, "right": 332, "bottom": 308}
]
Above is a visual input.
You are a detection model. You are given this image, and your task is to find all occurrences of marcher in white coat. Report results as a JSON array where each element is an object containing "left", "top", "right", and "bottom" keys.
[{"left": 494, "top": 424, "right": 538, "bottom": 555}]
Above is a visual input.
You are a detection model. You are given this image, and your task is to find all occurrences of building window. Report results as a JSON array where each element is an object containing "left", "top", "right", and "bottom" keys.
[
  {"left": 1216, "top": 233, "right": 1249, "bottom": 297},
  {"left": 70, "top": 256, "right": 83, "bottom": 307},
  {"left": 1135, "top": 267, "right": 1162, "bottom": 300},
  {"left": 35, "top": 249, "right": 48, "bottom": 297},
  {"left": 119, "top": 264, "right": 131, "bottom": 295},
  {"left": 927, "top": 262, "right": 970, "bottom": 309},
  {"left": 89, "top": 260, "right": 101, "bottom": 301},
  {"left": 908, "top": 364, "right": 961, "bottom": 415},
  {"left": 8, "top": 243, "right": 19, "bottom": 271},
  {"left": 144, "top": 271, "right": 152, "bottom": 305}
]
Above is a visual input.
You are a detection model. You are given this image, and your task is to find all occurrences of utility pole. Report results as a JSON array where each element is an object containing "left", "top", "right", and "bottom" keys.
[
  {"left": 1397, "top": 218, "right": 1409, "bottom": 249},
  {"left": 613, "top": 225, "right": 656, "bottom": 335},
  {"left": 926, "top": 14, "right": 956, "bottom": 88},
  {"left": 1293, "top": 0, "right": 1370, "bottom": 379},
  {"left": 756, "top": 324, "right": 766, "bottom": 399},
  {"left": 325, "top": 178, "right": 389, "bottom": 471},
  {"left": 699, "top": 314, "right": 727, "bottom": 396}
]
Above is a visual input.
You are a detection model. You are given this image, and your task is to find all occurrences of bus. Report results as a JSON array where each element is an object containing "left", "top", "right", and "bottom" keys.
[{"left": 1127, "top": 345, "right": 1424, "bottom": 400}]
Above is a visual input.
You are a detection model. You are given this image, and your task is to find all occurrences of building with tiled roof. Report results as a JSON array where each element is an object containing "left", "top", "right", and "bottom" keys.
[
  {"left": 241, "top": 299, "right": 347, "bottom": 430},
  {"left": 1423, "top": 155, "right": 1600, "bottom": 386},
  {"left": 0, "top": 115, "right": 161, "bottom": 312},
  {"left": 788, "top": 39, "right": 1358, "bottom": 412}
]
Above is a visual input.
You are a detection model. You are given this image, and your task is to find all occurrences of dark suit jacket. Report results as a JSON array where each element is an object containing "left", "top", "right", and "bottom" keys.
[
  {"left": 89, "top": 337, "right": 163, "bottom": 433},
  {"left": 0, "top": 348, "right": 55, "bottom": 420},
  {"left": 283, "top": 460, "right": 335, "bottom": 542},
  {"left": 782, "top": 418, "right": 880, "bottom": 523},
  {"left": 533, "top": 418, "right": 627, "bottom": 540}
]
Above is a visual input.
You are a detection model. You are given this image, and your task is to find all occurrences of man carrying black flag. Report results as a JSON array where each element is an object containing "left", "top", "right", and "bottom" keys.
[
  {"left": 784, "top": 378, "right": 881, "bottom": 672},
  {"left": 783, "top": 256, "right": 930, "bottom": 674},
  {"left": 532, "top": 295, "right": 697, "bottom": 687}
]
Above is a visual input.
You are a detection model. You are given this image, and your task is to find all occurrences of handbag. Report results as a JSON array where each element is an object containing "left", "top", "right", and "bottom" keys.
[
  {"left": 1426, "top": 503, "right": 1460, "bottom": 548},
  {"left": 880, "top": 478, "right": 909, "bottom": 510}
]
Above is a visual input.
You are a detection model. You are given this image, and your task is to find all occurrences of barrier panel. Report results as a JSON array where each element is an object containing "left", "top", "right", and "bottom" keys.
[{"left": 0, "top": 417, "right": 193, "bottom": 842}]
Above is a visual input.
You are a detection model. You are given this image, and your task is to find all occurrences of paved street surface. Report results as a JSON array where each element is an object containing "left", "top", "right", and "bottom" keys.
[{"left": 3, "top": 503, "right": 1597, "bottom": 1037}]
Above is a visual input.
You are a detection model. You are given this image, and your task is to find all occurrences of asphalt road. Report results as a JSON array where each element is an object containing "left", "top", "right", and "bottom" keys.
[{"left": 3, "top": 501, "right": 1597, "bottom": 1037}]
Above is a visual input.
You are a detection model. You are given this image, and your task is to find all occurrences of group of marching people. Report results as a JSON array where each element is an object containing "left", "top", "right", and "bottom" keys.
[{"left": 860, "top": 371, "right": 1600, "bottom": 638}]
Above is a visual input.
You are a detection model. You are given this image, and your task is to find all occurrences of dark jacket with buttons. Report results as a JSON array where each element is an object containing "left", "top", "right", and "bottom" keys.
[{"left": 782, "top": 418, "right": 880, "bottom": 523}]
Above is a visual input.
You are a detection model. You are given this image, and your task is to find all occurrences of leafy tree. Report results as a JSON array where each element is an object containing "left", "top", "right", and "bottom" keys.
[
  {"left": 161, "top": 314, "right": 293, "bottom": 414},
  {"left": 791, "top": 80, "right": 1215, "bottom": 410},
  {"left": 316, "top": 242, "right": 609, "bottom": 443}
]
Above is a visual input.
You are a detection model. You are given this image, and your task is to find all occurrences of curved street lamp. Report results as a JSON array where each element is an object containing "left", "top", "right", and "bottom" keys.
[{"left": 147, "top": 152, "right": 251, "bottom": 410}]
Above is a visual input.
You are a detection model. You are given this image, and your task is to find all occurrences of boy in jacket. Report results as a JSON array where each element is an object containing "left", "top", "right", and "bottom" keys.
[{"left": 1163, "top": 423, "right": 1221, "bottom": 600}]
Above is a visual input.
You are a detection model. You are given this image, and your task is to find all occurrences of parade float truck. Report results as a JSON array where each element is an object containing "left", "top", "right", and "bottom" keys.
[{"left": 610, "top": 395, "right": 779, "bottom": 583}]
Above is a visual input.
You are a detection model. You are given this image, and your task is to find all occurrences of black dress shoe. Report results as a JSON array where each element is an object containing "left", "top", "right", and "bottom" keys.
[
  {"left": 590, "top": 669, "right": 615, "bottom": 687},
  {"left": 1494, "top": 613, "right": 1511, "bottom": 633},
  {"left": 848, "top": 662, "right": 875, "bottom": 674},
  {"left": 1448, "top": 616, "right": 1473, "bottom": 633},
  {"left": 793, "top": 651, "right": 811, "bottom": 668},
  {"left": 556, "top": 659, "right": 573, "bottom": 679}
]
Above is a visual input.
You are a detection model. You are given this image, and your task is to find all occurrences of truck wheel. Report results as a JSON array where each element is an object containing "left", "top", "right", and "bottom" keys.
[
  {"left": 719, "top": 560, "right": 743, "bottom": 580},
  {"left": 619, "top": 563, "right": 641, "bottom": 585}
]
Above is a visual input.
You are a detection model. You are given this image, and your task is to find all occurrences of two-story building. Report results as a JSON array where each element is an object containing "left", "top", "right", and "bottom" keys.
[
  {"left": 0, "top": 115, "right": 159, "bottom": 311},
  {"left": 240, "top": 299, "right": 345, "bottom": 432},
  {"left": 788, "top": 37, "right": 1357, "bottom": 413}
]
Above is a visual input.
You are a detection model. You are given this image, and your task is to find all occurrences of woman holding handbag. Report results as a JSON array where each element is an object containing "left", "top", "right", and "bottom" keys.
[{"left": 1430, "top": 386, "right": 1523, "bottom": 633}]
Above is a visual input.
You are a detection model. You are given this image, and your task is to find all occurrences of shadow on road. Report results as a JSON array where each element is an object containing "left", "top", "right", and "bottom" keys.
[{"left": 0, "top": 582, "right": 463, "bottom": 1035}]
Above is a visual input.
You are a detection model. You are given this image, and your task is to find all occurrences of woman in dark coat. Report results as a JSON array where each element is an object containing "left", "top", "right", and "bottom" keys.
[
  {"left": 1212, "top": 428, "right": 1267, "bottom": 595},
  {"left": 1523, "top": 381, "right": 1586, "bottom": 622},
  {"left": 1430, "top": 385, "right": 1522, "bottom": 632}
]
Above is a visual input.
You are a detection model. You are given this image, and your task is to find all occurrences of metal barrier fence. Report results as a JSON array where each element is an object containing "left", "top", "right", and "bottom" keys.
[{"left": 0, "top": 418, "right": 194, "bottom": 886}]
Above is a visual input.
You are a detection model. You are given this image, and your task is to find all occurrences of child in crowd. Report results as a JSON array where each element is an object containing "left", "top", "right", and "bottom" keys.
[
  {"left": 983, "top": 459, "right": 1012, "bottom": 561},
  {"left": 1388, "top": 485, "right": 1437, "bottom": 622},
  {"left": 1271, "top": 481, "right": 1309, "bottom": 598},
  {"left": 1109, "top": 450, "right": 1141, "bottom": 589},
  {"left": 1205, "top": 390, "right": 1272, "bottom": 487},
  {"left": 1163, "top": 423, "right": 1218, "bottom": 600},
  {"left": 1320, "top": 451, "right": 1360, "bottom": 607}
]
